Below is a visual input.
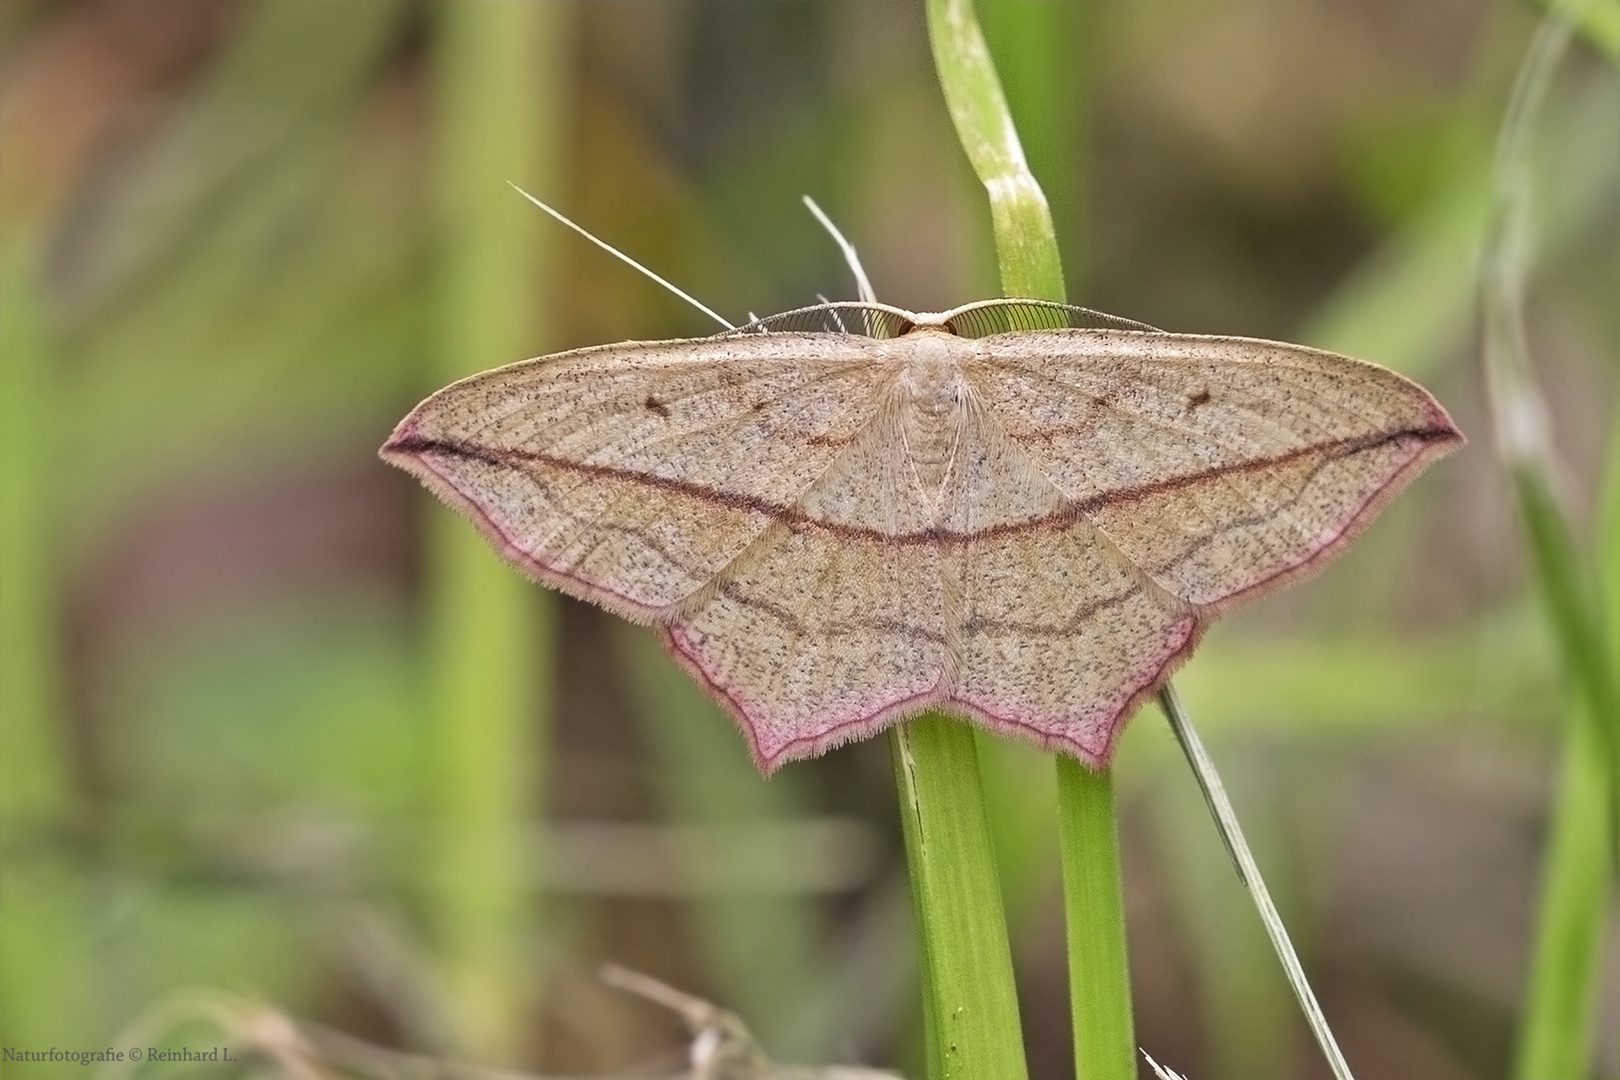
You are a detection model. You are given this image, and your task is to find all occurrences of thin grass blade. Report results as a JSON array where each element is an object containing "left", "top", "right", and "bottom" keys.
[{"left": 1158, "top": 685, "right": 1356, "bottom": 1080}]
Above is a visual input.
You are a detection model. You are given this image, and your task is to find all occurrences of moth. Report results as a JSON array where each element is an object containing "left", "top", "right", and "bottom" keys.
[{"left": 382, "top": 293, "right": 1461, "bottom": 773}]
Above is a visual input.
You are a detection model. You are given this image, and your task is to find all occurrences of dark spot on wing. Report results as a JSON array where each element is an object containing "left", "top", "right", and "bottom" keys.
[
  {"left": 1185, "top": 388, "right": 1212, "bottom": 412},
  {"left": 645, "top": 395, "right": 671, "bottom": 418}
]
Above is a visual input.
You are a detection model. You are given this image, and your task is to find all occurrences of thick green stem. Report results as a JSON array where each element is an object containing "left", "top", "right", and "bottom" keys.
[
  {"left": 926, "top": 3, "right": 1137, "bottom": 1078},
  {"left": 430, "top": 0, "right": 567, "bottom": 1061},
  {"left": 1057, "top": 760, "right": 1136, "bottom": 1080},
  {"left": 891, "top": 718, "right": 1028, "bottom": 1080}
]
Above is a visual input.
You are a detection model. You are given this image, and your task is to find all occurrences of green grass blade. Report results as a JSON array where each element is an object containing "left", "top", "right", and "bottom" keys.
[
  {"left": 925, "top": 2, "right": 1137, "bottom": 1077},
  {"left": 1481, "top": 11, "right": 1619, "bottom": 1074},
  {"left": 1512, "top": 403, "right": 1620, "bottom": 1078},
  {"left": 891, "top": 718, "right": 1029, "bottom": 1080},
  {"left": 925, "top": 0, "right": 1064, "bottom": 303},
  {"left": 428, "top": 0, "right": 568, "bottom": 1060}
]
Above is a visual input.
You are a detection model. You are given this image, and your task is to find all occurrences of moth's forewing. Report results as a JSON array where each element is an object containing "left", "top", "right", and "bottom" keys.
[{"left": 383, "top": 310, "right": 1461, "bottom": 771}]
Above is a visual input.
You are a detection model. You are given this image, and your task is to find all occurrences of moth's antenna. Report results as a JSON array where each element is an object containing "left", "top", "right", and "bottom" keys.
[
  {"left": 815, "top": 293, "right": 850, "bottom": 334},
  {"left": 802, "top": 195, "right": 877, "bottom": 304},
  {"left": 508, "top": 182, "right": 735, "bottom": 331}
]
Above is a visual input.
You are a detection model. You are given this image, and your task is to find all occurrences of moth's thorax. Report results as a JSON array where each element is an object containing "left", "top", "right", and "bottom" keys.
[
  {"left": 897, "top": 331, "right": 971, "bottom": 498},
  {"left": 897, "top": 331, "right": 967, "bottom": 405}
]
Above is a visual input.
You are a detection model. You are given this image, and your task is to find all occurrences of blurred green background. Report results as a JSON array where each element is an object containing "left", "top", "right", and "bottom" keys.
[{"left": 0, "top": 1, "right": 1615, "bottom": 1078}]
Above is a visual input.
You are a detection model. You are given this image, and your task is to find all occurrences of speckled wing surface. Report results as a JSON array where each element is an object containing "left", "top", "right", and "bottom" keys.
[{"left": 383, "top": 305, "right": 1461, "bottom": 772}]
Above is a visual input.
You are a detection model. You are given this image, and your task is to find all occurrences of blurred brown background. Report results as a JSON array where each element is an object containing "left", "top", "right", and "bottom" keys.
[{"left": 0, "top": 1, "right": 1616, "bottom": 1078}]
